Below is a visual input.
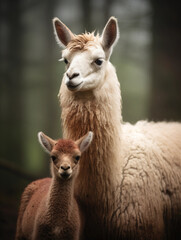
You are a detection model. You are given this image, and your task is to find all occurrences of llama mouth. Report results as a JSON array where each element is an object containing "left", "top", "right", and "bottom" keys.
[
  {"left": 66, "top": 81, "right": 83, "bottom": 91},
  {"left": 60, "top": 172, "right": 71, "bottom": 179}
]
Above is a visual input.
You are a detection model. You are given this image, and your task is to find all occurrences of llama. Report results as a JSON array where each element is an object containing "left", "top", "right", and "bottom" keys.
[
  {"left": 53, "top": 17, "right": 181, "bottom": 239},
  {"left": 15, "top": 131, "right": 93, "bottom": 240}
]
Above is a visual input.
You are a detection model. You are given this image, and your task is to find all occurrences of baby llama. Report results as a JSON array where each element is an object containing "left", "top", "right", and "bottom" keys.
[
  {"left": 53, "top": 17, "right": 181, "bottom": 239},
  {"left": 15, "top": 131, "right": 93, "bottom": 240}
]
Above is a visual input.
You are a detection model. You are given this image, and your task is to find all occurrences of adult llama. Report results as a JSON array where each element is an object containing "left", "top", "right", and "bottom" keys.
[{"left": 53, "top": 16, "right": 181, "bottom": 240}]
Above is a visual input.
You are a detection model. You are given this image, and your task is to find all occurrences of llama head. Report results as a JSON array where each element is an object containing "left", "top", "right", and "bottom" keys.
[
  {"left": 53, "top": 17, "right": 119, "bottom": 92},
  {"left": 38, "top": 131, "right": 93, "bottom": 180}
]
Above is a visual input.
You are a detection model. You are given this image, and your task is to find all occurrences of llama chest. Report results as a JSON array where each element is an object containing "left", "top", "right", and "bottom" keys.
[
  {"left": 53, "top": 222, "right": 80, "bottom": 240},
  {"left": 34, "top": 219, "right": 80, "bottom": 240}
]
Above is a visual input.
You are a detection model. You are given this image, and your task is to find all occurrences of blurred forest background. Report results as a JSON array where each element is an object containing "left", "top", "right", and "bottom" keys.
[{"left": 0, "top": 0, "right": 181, "bottom": 239}]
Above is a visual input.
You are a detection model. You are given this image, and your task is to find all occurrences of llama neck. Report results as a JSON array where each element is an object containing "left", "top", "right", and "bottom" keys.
[
  {"left": 47, "top": 176, "right": 75, "bottom": 220},
  {"left": 60, "top": 62, "right": 122, "bottom": 206}
]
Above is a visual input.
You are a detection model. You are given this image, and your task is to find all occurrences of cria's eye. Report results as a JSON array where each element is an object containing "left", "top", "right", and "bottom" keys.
[
  {"left": 51, "top": 156, "right": 56, "bottom": 161},
  {"left": 75, "top": 156, "right": 80, "bottom": 161},
  {"left": 64, "top": 58, "right": 68, "bottom": 64},
  {"left": 95, "top": 59, "right": 103, "bottom": 66}
]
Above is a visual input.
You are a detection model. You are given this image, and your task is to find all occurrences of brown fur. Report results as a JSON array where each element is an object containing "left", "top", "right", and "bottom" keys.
[
  {"left": 15, "top": 140, "right": 83, "bottom": 240},
  {"left": 67, "top": 33, "right": 100, "bottom": 52},
  {"left": 54, "top": 139, "right": 78, "bottom": 153}
]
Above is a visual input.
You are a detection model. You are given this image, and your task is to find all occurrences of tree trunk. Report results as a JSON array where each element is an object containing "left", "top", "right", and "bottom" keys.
[
  {"left": 80, "top": 0, "right": 92, "bottom": 31},
  {"left": 0, "top": 0, "right": 25, "bottom": 164},
  {"left": 104, "top": 0, "right": 113, "bottom": 23},
  {"left": 150, "top": 0, "right": 181, "bottom": 121},
  {"left": 43, "top": 0, "right": 60, "bottom": 135}
]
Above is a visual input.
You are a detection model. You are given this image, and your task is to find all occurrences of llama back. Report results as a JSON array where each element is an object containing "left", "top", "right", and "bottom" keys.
[
  {"left": 15, "top": 178, "right": 51, "bottom": 239},
  {"left": 117, "top": 121, "right": 181, "bottom": 239},
  {"left": 121, "top": 121, "right": 181, "bottom": 193},
  {"left": 125, "top": 120, "right": 181, "bottom": 167}
]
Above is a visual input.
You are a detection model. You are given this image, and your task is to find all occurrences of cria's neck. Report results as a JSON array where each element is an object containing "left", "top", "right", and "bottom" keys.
[{"left": 47, "top": 177, "right": 75, "bottom": 219}]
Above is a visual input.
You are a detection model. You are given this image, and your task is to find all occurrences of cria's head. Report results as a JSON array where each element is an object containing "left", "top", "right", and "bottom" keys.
[
  {"left": 38, "top": 131, "right": 93, "bottom": 180},
  {"left": 53, "top": 17, "right": 119, "bottom": 92}
]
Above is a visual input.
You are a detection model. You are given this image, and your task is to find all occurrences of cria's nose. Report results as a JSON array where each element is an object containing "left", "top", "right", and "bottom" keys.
[
  {"left": 61, "top": 165, "right": 70, "bottom": 171},
  {"left": 66, "top": 72, "right": 79, "bottom": 80}
]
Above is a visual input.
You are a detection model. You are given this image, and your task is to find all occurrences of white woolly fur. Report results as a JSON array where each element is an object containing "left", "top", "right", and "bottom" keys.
[{"left": 56, "top": 17, "right": 181, "bottom": 240}]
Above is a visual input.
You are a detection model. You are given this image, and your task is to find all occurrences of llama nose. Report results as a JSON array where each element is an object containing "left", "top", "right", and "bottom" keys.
[
  {"left": 66, "top": 72, "right": 79, "bottom": 80},
  {"left": 61, "top": 165, "right": 71, "bottom": 171}
]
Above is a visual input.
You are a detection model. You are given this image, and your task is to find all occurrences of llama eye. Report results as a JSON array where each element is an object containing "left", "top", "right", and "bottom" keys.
[
  {"left": 95, "top": 59, "right": 103, "bottom": 66},
  {"left": 64, "top": 58, "right": 68, "bottom": 64},
  {"left": 75, "top": 156, "right": 80, "bottom": 161},
  {"left": 51, "top": 156, "right": 56, "bottom": 162}
]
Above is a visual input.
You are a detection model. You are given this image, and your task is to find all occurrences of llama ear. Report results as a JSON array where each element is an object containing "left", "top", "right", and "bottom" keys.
[
  {"left": 101, "top": 17, "right": 119, "bottom": 58},
  {"left": 38, "top": 132, "right": 56, "bottom": 154},
  {"left": 53, "top": 17, "right": 75, "bottom": 47},
  {"left": 76, "top": 131, "right": 93, "bottom": 153}
]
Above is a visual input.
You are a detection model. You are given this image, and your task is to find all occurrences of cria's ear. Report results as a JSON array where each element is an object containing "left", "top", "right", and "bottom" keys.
[
  {"left": 38, "top": 132, "right": 56, "bottom": 154},
  {"left": 101, "top": 17, "right": 119, "bottom": 58},
  {"left": 76, "top": 131, "right": 93, "bottom": 153},
  {"left": 53, "top": 17, "right": 75, "bottom": 47}
]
